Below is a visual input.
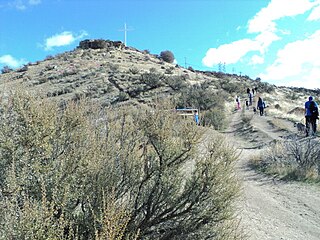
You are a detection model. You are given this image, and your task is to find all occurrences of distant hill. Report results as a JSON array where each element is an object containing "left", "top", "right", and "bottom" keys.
[{"left": 0, "top": 39, "right": 319, "bottom": 121}]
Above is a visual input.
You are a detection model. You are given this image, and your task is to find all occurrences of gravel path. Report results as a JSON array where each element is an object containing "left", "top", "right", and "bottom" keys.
[{"left": 225, "top": 110, "right": 320, "bottom": 240}]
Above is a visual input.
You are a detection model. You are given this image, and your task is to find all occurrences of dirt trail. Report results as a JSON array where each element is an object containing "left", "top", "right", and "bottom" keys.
[{"left": 225, "top": 110, "right": 320, "bottom": 240}]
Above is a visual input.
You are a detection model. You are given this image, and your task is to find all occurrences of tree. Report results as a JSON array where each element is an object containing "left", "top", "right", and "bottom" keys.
[{"left": 160, "top": 50, "right": 175, "bottom": 63}]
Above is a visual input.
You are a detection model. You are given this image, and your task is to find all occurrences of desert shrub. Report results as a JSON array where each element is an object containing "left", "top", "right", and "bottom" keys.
[
  {"left": 17, "top": 65, "right": 28, "bottom": 72},
  {"left": 253, "top": 138, "right": 320, "bottom": 181},
  {"left": 286, "top": 92, "right": 299, "bottom": 100},
  {"left": 108, "top": 63, "right": 119, "bottom": 72},
  {"left": 163, "top": 75, "right": 187, "bottom": 90},
  {"left": 139, "top": 72, "right": 164, "bottom": 88},
  {"left": 177, "top": 83, "right": 226, "bottom": 111},
  {"left": 0, "top": 91, "right": 241, "bottom": 239},
  {"left": 116, "top": 91, "right": 129, "bottom": 102},
  {"left": 45, "top": 55, "right": 55, "bottom": 60},
  {"left": 1, "top": 66, "right": 13, "bottom": 74},
  {"left": 202, "top": 107, "right": 226, "bottom": 130},
  {"left": 176, "top": 85, "right": 228, "bottom": 130},
  {"left": 160, "top": 50, "right": 175, "bottom": 63},
  {"left": 275, "top": 104, "right": 281, "bottom": 110},
  {"left": 257, "top": 82, "right": 275, "bottom": 93},
  {"left": 129, "top": 67, "right": 139, "bottom": 75},
  {"left": 164, "top": 66, "right": 175, "bottom": 74},
  {"left": 219, "top": 79, "right": 240, "bottom": 94},
  {"left": 187, "top": 66, "right": 194, "bottom": 72}
]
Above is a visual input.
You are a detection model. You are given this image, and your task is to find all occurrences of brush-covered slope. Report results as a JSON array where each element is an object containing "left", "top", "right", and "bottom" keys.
[{"left": 0, "top": 39, "right": 319, "bottom": 119}]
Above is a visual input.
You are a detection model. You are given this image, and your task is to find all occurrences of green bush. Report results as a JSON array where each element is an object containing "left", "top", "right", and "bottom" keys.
[{"left": 0, "top": 91, "right": 241, "bottom": 239}]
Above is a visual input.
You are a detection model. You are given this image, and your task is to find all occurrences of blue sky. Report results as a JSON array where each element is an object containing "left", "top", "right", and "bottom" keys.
[{"left": 1, "top": 0, "right": 320, "bottom": 89}]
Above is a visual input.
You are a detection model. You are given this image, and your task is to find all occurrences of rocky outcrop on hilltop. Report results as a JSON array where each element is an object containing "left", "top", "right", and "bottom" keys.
[{"left": 78, "top": 39, "right": 124, "bottom": 50}]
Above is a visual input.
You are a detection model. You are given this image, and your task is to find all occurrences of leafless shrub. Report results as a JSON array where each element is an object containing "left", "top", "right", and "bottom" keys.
[{"left": 256, "top": 138, "right": 320, "bottom": 181}]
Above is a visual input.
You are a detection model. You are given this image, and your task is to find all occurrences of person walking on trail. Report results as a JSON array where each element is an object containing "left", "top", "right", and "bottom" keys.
[
  {"left": 194, "top": 110, "right": 200, "bottom": 125},
  {"left": 249, "top": 91, "right": 253, "bottom": 106},
  {"left": 305, "top": 96, "right": 319, "bottom": 136},
  {"left": 257, "top": 97, "right": 265, "bottom": 116},
  {"left": 236, "top": 96, "right": 241, "bottom": 110}
]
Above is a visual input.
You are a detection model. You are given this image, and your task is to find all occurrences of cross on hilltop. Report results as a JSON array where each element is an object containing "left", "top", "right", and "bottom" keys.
[{"left": 119, "top": 23, "right": 134, "bottom": 47}]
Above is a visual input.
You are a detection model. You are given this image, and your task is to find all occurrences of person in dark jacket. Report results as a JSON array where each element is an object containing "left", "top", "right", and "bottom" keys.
[
  {"left": 305, "top": 96, "right": 319, "bottom": 136},
  {"left": 257, "top": 97, "right": 265, "bottom": 116}
]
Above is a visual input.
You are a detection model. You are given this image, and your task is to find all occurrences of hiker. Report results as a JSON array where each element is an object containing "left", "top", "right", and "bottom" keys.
[
  {"left": 236, "top": 96, "right": 241, "bottom": 110},
  {"left": 246, "top": 88, "right": 250, "bottom": 94},
  {"left": 257, "top": 97, "right": 265, "bottom": 116},
  {"left": 252, "top": 88, "right": 255, "bottom": 95},
  {"left": 248, "top": 91, "right": 253, "bottom": 106},
  {"left": 194, "top": 110, "right": 200, "bottom": 125},
  {"left": 245, "top": 100, "right": 249, "bottom": 110},
  {"left": 305, "top": 96, "right": 319, "bottom": 136}
]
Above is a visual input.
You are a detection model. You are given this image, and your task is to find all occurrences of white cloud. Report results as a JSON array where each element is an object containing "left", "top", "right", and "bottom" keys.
[
  {"left": 255, "top": 31, "right": 281, "bottom": 53},
  {"left": 11, "top": 0, "right": 26, "bottom": 10},
  {"left": 308, "top": 3, "right": 320, "bottom": 20},
  {"left": 44, "top": 31, "right": 88, "bottom": 51},
  {"left": 4, "top": 0, "right": 42, "bottom": 10},
  {"left": 248, "top": 0, "right": 316, "bottom": 33},
  {"left": 250, "top": 55, "right": 264, "bottom": 65},
  {"left": 29, "top": 0, "right": 41, "bottom": 5},
  {"left": 260, "top": 30, "right": 320, "bottom": 87},
  {"left": 202, "top": 31, "right": 280, "bottom": 67},
  {"left": 0, "top": 55, "right": 26, "bottom": 68},
  {"left": 202, "top": 39, "right": 260, "bottom": 67}
]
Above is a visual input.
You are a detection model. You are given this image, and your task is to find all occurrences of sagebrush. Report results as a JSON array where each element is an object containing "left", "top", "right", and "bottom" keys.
[{"left": 0, "top": 91, "right": 241, "bottom": 239}]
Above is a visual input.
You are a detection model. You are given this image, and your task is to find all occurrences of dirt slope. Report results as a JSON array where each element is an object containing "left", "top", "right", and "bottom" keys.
[{"left": 225, "top": 109, "right": 320, "bottom": 240}]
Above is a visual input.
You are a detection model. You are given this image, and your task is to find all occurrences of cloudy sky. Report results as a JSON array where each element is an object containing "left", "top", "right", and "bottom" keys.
[{"left": 1, "top": 0, "right": 320, "bottom": 89}]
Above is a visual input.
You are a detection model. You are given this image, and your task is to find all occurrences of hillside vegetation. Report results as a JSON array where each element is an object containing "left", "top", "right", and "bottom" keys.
[
  {"left": 1, "top": 39, "right": 320, "bottom": 239},
  {"left": 0, "top": 90, "right": 241, "bottom": 239}
]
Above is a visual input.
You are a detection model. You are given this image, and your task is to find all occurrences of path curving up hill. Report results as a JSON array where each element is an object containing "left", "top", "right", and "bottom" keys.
[{"left": 225, "top": 109, "right": 320, "bottom": 240}]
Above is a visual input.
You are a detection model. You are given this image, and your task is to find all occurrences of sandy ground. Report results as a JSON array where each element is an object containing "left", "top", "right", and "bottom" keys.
[{"left": 225, "top": 109, "right": 320, "bottom": 240}]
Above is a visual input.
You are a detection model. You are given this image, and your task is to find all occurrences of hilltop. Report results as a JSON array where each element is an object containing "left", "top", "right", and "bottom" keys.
[{"left": 0, "top": 39, "right": 319, "bottom": 124}]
